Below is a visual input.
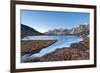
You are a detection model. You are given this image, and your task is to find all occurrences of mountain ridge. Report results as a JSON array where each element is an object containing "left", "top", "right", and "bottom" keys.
[
  {"left": 21, "top": 24, "right": 89, "bottom": 38},
  {"left": 44, "top": 24, "right": 89, "bottom": 36},
  {"left": 21, "top": 24, "right": 42, "bottom": 38}
]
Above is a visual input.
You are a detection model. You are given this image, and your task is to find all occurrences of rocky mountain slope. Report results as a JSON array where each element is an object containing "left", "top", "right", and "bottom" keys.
[
  {"left": 21, "top": 24, "right": 42, "bottom": 38},
  {"left": 44, "top": 24, "right": 89, "bottom": 36},
  {"left": 21, "top": 24, "right": 89, "bottom": 38}
]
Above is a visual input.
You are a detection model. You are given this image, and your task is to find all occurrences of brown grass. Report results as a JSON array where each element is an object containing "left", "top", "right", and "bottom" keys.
[
  {"left": 26, "top": 37, "right": 89, "bottom": 62},
  {"left": 21, "top": 40, "right": 56, "bottom": 53}
]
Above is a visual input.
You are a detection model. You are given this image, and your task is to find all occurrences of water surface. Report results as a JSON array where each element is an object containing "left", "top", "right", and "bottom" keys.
[{"left": 21, "top": 35, "right": 83, "bottom": 62}]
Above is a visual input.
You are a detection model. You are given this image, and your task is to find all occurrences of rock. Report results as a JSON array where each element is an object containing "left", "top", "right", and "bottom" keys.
[
  {"left": 23, "top": 37, "right": 89, "bottom": 62},
  {"left": 44, "top": 24, "right": 89, "bottom": 35}
]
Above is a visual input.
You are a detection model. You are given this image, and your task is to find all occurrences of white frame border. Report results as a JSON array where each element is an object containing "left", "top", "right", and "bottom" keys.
[{"left": 15, "top": 4, "right": 94, "bottom": 69}]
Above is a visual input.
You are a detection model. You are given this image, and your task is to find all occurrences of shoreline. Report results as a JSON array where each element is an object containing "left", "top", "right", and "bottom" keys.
[
  {"left": 24, "top": 36, "right": 89, "bottom": 62},
  {"left": 21, "top": 40, "right": 57, "bottom": 55}
]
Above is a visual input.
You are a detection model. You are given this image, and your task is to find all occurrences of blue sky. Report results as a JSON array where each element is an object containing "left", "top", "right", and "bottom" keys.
[{"left": 21, "top": 10, "right": 89, "bottom": 33}]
